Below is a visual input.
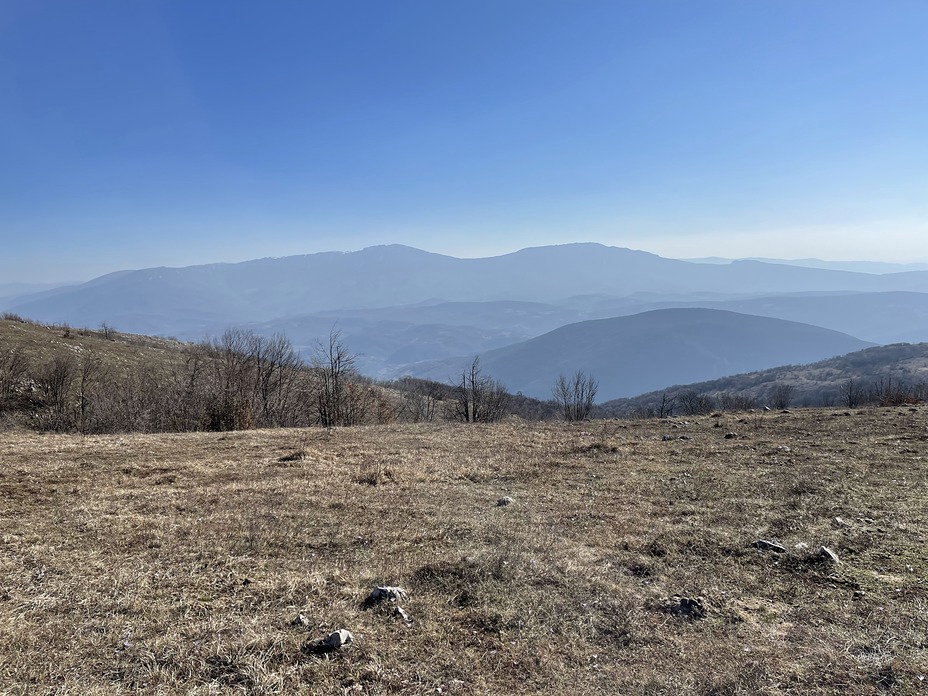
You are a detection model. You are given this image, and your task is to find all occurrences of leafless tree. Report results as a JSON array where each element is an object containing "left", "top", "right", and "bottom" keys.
[
  {"left": 678, "top": 390, "right": 715, "bottom": 416},
  {"left": 77, "top": 353, "right": 105, "bottom": 433},
  {"left": 0, "top": 347, "right": 28, "bottom": 412},
  {"left": 717, "top": 391, "right": 756, "bottom": 412},
  {"left": 312, "top": 329, "right": 367, "bottom": 427},
  {"left": 449, "top": 356, "right": 508, "bottom": 423},
  {"left": 657, "top": 391, "right": 676, "bottom": 418},
  {"left": 840, "top": 378, "right": 865, "bottom": 409},
  {"left": 770, "top": 383, "right": 795, "bottom": 410},
  {"left": 36, "top": 354, "right": 77, "bottom": 430},
  {"left": 552, "top": 370, "right": 598, "bottom": 421},
  {"left": 395, "top": 377, "right": 444, "bottom": 423}
]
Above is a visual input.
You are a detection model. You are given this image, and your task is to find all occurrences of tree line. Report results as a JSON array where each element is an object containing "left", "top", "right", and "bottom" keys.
[
  {"left": 606, "top": 376, "right": 927, "bottom": 419},
  {"left": 0, "top": 321, "right": 602, "bottom": 434}
]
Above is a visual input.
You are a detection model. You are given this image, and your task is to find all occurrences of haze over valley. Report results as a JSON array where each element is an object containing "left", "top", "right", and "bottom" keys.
[{"left": 4, "top": 243, "right": 927, "bottom": 402}]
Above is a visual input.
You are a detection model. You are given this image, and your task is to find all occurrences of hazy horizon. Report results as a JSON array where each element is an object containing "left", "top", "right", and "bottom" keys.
[
  {"left": 4, "top": 1, "right": 927, "bottom": 283},
  {"left": 0, "top": 240, "right": 928, "bottom": 290}
]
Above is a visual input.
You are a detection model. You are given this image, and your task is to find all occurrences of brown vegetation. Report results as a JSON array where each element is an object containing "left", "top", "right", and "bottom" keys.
[
  {"left": 0, "top": 319, "right": 399, "bottom": 433},
  {"left": 1, "top": 408, "right": 926, "bottom": 693},
  {"left": 605, "top": 343, "right": 928, "bottom": 418}
]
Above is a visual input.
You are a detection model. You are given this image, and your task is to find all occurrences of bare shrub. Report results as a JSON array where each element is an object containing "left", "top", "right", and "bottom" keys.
[
  {"left": 552, "top": 370, "right": 598, "bottom": 421},
  {"left": 840, "top": 378, "right": 866, "bottom": 409},
  {"left": 448, "top": 356, "right": 508, "bottom": 423},
  {"left": 770, "top": 383, "right": 795, "bottom": 409},
  {"left": 678, "top": 390, "right": 715, "bottom": 416}
]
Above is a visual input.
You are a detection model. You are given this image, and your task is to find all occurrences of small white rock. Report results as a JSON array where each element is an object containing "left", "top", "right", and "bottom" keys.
[
  {"left": 753, "top": 539, "right": 787, "bottom": 553},
  {"left": 324, "top": 629, "right": 353, "bottom": 649},
  {"left": 819, "top": 546, "right": 840, "bottom": 564},
  {"left": 369, "top": 585, "right": 408, "bottom": 603}
]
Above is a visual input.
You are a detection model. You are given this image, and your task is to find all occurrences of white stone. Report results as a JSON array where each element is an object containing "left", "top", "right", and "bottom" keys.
[
  {"left": 324, "top": 629, "right": 353, "bottom": 649},
  {"left": 369, "top": 585, "right": 408, "bottom": 603}
]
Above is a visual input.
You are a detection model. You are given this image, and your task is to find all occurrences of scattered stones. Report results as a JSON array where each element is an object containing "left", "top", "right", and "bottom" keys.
[
  {"left": 853, "top": 590, "right": 866, "bottom": 600},
  {"left": 323, "top": 629, "right": 354, "bottom": 649},
  {"left": 819, "top": 546, "right": 840, "bottom": 564},
  {"left": 368, "top": 585, "right": 408, "bottom": 603},
  {"left": 668, "top": 595, "right": 707, "bottom": 620},
  {"left": 753, "top": 539, "right": 788, "bottom": 553},
  {"left": 496, "top": 496, "right": 514, "bottom": 507},
  {"left": 778, "top": 445, "right": 791, "bottom": 453},
  {"left": 724, "top": 432, "right": 738, "bottom": 439},
  {"left": 794, "top": 542, "right": 810, "bottom": 551}
]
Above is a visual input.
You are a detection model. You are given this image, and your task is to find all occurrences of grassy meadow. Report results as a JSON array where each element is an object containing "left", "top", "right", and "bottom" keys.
[{"left": 1, "top": 409, "right": 926, "bottom": 694}]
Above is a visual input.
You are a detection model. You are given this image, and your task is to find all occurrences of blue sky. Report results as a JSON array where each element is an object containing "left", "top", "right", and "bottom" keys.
[{"left": 2, "top": 0, "right": 927, "bottom": 282}]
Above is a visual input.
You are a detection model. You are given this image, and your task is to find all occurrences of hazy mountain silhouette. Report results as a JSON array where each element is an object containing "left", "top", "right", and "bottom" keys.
[
  {"left": 403, "top": 309, "right": 874, "bottom": 401},
  {"left": 7, "top": 244, "right": 928, "bottom": 334},
  {"left": 682, "top": 257, "right": 928, "bottom": 274}
]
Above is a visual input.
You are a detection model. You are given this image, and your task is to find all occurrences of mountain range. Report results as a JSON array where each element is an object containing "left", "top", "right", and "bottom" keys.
[{"left": 4, "top": 243, "right": 926, "bottom": 399}]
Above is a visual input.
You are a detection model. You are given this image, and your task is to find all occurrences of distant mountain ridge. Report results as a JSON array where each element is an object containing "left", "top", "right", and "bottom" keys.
[
  {"left": 683, "top": 257, "right": 928, "bottom": 274},
  {"left": 5, "top": 244, "right": 926, "bottom": 397},
  {"left": 6, "top": 243, "right": 928, "bottom": 334}
]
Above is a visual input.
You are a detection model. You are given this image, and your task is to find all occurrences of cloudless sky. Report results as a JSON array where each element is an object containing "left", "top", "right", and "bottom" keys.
[{"left": 2, "top": 0, "right": 927, "bottom": 282}]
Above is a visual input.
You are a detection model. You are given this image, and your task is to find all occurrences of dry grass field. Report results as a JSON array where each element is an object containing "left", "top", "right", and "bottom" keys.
[{"left": 1, "top": 409, "right": 926, "bottom": 694}]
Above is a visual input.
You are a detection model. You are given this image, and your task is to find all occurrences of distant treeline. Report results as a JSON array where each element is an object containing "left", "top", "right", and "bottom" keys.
[
  {"left": 600, "top": 362, "right": 928, "bottom": 418},
  {"left": 4, "top": 314, "right": 924, "bottom": 434},
  {"left": 0, "top": 317, "right": 559, "bottom": 434}
]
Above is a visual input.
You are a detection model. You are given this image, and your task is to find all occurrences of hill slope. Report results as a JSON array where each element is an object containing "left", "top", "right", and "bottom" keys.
[
  {"left": 413, "top": 309, "right": 874, "bottom": 401},
  {"left": 601, "top": 342, "right": 928, "bottom": 415}
]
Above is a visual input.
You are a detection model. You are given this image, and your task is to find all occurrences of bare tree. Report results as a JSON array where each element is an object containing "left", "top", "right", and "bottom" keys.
[
  {"left": 396, "top": 377, "right": 443, "bottom": 423},
  {"left": 840, "top": 378, "right": 865, "bottom": 409},
  {"left": 77, "top": 354, "right": 105, "bottom": 433},
  {"left": 552, "top": 370, "right": 598, "bottom": 421},
  {"left": 717, "top": 391, "right": 756, "bottom": 412},
  {"left": 449, "top": 357, "right": 508, "bottom": 423},
  {"left": 312, "top": 329, "right": 367, "bottom": 427},
  {"left": 770, "top": 383, "right": 795, "bottom": 410},
  {"left": 0, "top": 347, "right": 28, "bottom": 413},
  {"left": 657, "top": 391, "right": 676, "bottom": 418},
  {"left": 36, "top": 354, "right": 77, "bottom": 430},
  {"left": 678, "top": 390, "right": 715, "bottom": 416}
]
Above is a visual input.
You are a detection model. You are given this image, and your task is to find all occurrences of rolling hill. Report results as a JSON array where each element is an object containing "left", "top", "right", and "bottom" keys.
[
  {"left": 405, "top": 309, "right": 875, "bottom": 401},
  {"left": 600, "top": 342, "right": 928, "bottom": 415}
]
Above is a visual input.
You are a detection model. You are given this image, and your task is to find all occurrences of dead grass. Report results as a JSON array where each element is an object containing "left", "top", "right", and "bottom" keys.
[{"left": 1, "top": 409, "right": 926, "bottom": 694}]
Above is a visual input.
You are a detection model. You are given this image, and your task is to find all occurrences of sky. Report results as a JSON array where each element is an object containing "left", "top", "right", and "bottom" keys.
[{"left": 2, "top": 1, "right": 927, "bottom": 282}]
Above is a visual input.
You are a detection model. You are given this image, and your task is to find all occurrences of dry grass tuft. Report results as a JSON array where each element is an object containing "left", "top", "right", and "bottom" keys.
[{"left": 1, "top": 410, "right": 927, "bottom": 693}]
